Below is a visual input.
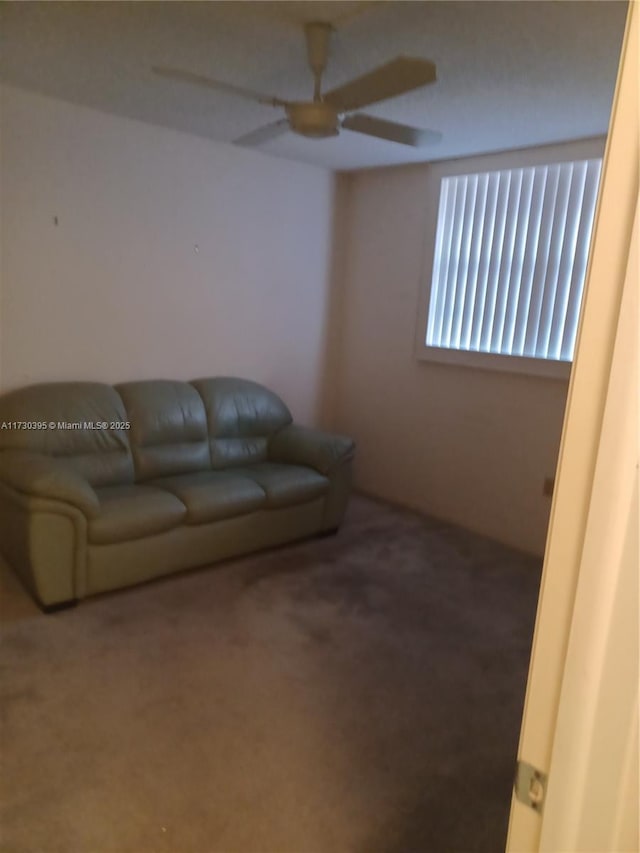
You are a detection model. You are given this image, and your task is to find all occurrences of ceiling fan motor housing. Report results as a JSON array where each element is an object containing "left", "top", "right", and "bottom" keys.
[{"left": 286, "top": 101, "right": 339, "bottom": 138}]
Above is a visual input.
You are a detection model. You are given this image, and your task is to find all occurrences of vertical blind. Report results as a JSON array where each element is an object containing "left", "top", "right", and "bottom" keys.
[{"left": 426, "top": 158, "right": 602, "bottom": 362}]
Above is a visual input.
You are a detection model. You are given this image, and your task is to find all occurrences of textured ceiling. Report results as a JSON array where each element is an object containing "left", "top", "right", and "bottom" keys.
[{"left": 0, "top": 1, "right": 628, "bottom": 171}]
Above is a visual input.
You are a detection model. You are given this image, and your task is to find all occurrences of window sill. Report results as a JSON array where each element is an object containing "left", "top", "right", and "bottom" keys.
[{"left": 416, "top": 345, "right": 572, "bottom": 380}]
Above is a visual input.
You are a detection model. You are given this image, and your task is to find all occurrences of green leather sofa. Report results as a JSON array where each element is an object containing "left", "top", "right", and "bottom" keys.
[{"left": 0, "top": 378, "right": 354, "bottom": 610}]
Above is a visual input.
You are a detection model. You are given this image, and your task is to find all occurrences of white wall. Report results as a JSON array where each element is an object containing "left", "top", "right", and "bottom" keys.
[
  {"left": 333, "top": 138, "right": 606, "bottom": 555},
  {"left": 0, "top": 85, "right": 336, "bottom": 425},
  {"left": 0, "top": 85, "right": 607, "bottom": 554}
]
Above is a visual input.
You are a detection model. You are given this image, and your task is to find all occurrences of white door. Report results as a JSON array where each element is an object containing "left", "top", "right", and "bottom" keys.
[{"left": 506, "top": 4, "right": 639, "bottom": 851}]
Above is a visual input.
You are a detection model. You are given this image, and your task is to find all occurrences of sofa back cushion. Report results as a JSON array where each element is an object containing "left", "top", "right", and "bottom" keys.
[
  {"left": 0, "top": 382, "right": 134, "bottom": 486},
  {"left": 192, "top": 377, "right": 292, "bottom": 469},
  {"left": 117, "top": 380, "right": 210, "bottom": 480}
]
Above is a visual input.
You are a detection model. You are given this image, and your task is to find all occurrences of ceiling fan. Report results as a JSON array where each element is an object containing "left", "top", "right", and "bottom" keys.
[{"left": 152, "top": 22, "right": 442, "bottom": 148}]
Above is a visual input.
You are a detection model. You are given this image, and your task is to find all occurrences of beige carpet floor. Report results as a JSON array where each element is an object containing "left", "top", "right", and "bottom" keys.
[{"left": 0, "top": 496, "right": 541, "bottom": 853}]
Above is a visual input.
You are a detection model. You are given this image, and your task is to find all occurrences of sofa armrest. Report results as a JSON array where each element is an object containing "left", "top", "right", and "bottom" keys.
[
  {"left": 269, "top": 425, "right": 355, "bottom": 475},
  {"left": 0, "top": 450, "right": 100, "bottom": 518}
]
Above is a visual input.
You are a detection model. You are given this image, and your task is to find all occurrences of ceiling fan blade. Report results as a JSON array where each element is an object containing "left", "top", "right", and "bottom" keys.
[
  {"left": 152, "top": 66, "right": 287, "bottom": 108},
  {"left": 234, "top": 119, "right": 290, "bottom": 147},
  {"left": 324, "top": 57, "right": 436, "bottom": 112},
  {"left": 342, "top": 113, "right": 442, "bottom": 147}
]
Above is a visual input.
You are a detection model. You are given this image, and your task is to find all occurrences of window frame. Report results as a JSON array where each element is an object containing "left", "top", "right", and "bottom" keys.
[{"left": 414, "top": 139, "right": 606, "bottom": 380}]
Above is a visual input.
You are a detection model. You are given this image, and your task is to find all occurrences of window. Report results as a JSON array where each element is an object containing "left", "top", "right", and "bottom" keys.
[{"left": 420, "top": 157, "right": 602, "bottom": 377}]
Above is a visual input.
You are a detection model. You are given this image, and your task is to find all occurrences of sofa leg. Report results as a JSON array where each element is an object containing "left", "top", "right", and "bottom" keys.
[{"left": 41, "top": 599, "right": 78, "bottom": 614}]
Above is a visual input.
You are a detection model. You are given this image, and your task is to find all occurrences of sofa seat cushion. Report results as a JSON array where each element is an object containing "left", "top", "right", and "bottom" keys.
[
  {"left": 90, "top": 484, "right": 187, "bottom": 544},
  {"left": 151, "top": 471, "right": 267, "bottom": 525},
  {"left": 234, "top": 463, "right": 329, "bottom": 509}
]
